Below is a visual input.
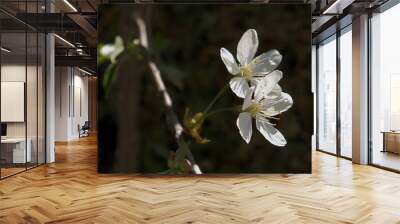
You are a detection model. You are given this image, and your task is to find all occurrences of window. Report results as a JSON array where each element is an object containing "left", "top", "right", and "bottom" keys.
[
  {"left": 317, "top": 35, "right": 337, "bottom": 154},
  {"left": 316, "top": 25, "right": 353, "bottom": 158},
  {"left": 339, "top": 27, "right": 352, "bottom": 158},
  {"left": 370, "top": 3, "right": 400, "bottom": 171}
]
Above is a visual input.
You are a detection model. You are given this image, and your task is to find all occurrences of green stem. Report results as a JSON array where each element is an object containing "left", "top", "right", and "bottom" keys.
[
  {"left": 203, "top": 84, "right": 229, "bottom": 115},
  {"left": 176, "top": 138, "right": 195, "bottom": 163},
  {"left": 173, "top": 138, "right": 197, "bottom": 170},
  {"left": 203, "top": 106, "right": 240, "bottom": 119}
]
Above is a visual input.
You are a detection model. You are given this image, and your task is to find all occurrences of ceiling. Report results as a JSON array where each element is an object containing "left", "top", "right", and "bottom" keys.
[{"left": 0, "top": 0, "right": 391, "bottom": 74}]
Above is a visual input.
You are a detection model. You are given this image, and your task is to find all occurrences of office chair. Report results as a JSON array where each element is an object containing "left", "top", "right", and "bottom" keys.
[{"left": 79, "top": 121, "right": 90, "bottom": 138}]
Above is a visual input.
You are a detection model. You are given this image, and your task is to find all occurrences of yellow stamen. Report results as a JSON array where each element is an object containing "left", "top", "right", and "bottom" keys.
[
  {"left": 240, "top": 66, "right": 252, "bottom": 79},
  {"left": 245, "top": 102, "right": 261, "bottom": 117}
]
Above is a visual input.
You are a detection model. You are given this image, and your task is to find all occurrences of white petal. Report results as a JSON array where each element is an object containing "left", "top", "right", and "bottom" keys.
[
  {"left": 243, "top": 87, "right": 255, "bottom": 110},
  {"left": 115, "top": 36, "right": 124, "bottom": 47},
  {"left": 266, "top": 84, "right": 282, "bottom": 99},
  {"left": 248, "top": 49, "right": 282, "bottom": 76},
  {"left": 100, "top": 45, "right": 115, "bottom": 56},
  {"left": 192, "top": 164, "right": 202, "bottom": 174},
  {"left": 261, "top": 92, "right": 293, "bottom": 116},
  {"left": 220, "top": 48, "right": 240, "bottom": 75},
  {"left": 249, "top": 77, "right": 262, "bottom": 87},
  {"left": 254, "top": 70, "right": 283, "bottom": 101},
  {"left": 255, "top": 117, "right": 286, "bottom": 147},
  {"left": 237, "top": 112, "right": 253, "bottom": 144},
  {"left": 237, "top": 29, "right": 258, "bottom": 66},
  {"left": 229, "top": 77, "right": 250, "bottom": 98},
  {"left": 110, "top": 36, "right": 124, "bottom": 62}
]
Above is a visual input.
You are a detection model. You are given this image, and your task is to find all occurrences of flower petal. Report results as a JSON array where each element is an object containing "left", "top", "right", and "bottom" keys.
[
  {"left": 100, "top": 44, "right": 115, "bottom": 57},
  {"left": 249, "top": 77, "right": 262, "bottom": 87},
  {"left": 237, "top": 112, "right": 253, "bottom": 144},
  {"left": 237, "top": 29, "right": 258, "bottom": 66},
  {"left": 248, "top": 49, "right": 282, "bottom": 76},
  {"left": 261, "top": 92, "right": 293, "bottom": 116},
  {"left": 230, "top": 77, "right": 250, "bottom": 98},
  {"left": 255, "top": 117, "right": 287, "bottom": 147},
  {"left": 110, "top": 36, "right": 124, "bottom": 62},
  {"left": 220, "top": 48, "right": 240, "bottom": 75},
  {"left": 254, "top": 70, "right": 283, "bottom": 101},
  {"left": 268, "top": 84, "right": 282, "bottom": 99},
  {"left": 243, "top": 87, "right": 255, "bottom": 110}
]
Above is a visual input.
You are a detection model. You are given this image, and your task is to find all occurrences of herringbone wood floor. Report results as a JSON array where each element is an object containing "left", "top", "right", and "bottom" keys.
[{"left": 1, "top": 135, "right": 400, "bottom": 224}]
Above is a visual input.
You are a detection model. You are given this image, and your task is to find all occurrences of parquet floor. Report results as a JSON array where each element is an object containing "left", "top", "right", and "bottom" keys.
[
  {"left": 1, "top": 167, "right": 26, "bottom": 178},
  {"left": 1, "top": 135, "right": 400, "bottom": 223}
]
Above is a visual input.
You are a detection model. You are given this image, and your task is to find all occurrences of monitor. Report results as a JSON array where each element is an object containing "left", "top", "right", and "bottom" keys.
[{"left": 1, "top": 123, "right": 7, "bottom": 137}]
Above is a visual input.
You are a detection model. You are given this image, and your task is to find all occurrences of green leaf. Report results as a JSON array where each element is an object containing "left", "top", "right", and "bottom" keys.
[
  {"left": 102, "top": 63, "right": 118, "bottom": 96},
  {"left": 183, "top": 108, "right": 192, "bottom": 130}
]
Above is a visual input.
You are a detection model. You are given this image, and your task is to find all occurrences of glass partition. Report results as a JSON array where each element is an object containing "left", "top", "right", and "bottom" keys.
[
  {"left": 370, "top": 3, "right": 400, "bottom": 171},
  {"left": 0, "top": 30, "right": 28, "bottom": 177},
  {"left": 0, "top": 2, "right": 46, "bottom": 179},
  {"left": 317, "top": 35, "right": 337, "bottom": 154},
  {"left": 339, "top": 26, "right": 352, "bottom": 158},
  {"left": 27, "top": 30, "right": 38, "bottom": 169},
  {"left": 38, "top": 32, "right": 45, "bottom": 165},
  {"left": 27, "top": 0, "right": 40, "bottom": 170}
]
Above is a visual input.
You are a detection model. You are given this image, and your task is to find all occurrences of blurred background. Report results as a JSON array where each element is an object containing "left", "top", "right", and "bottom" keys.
[{"left": 98, "top": 4, "right": 312, "bottom": 174}]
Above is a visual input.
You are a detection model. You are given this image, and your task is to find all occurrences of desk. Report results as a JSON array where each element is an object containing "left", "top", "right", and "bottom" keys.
[
  {"left": 1, "top": 138, "right": 31, "bottom": 163},
  {"left": 382, "top": 131, "right": 400, "bottom": 154}
]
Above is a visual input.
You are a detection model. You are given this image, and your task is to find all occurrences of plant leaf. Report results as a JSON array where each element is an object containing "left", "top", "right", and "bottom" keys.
[{"left": 102, "top": 63, "right": 118, "bottom": 96}]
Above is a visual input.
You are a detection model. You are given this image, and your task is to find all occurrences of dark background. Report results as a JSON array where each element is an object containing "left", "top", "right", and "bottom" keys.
[{"left": 98, "top": 4, "right": 312, "bottom": 174}]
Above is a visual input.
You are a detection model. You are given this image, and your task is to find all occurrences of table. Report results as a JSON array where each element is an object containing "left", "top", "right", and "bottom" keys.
[
  {"left": 382, "top": 131, "right": 400, "bottom": 154},
  {"left": 1, "top": 138, "right": 31, "bottom": 163}
]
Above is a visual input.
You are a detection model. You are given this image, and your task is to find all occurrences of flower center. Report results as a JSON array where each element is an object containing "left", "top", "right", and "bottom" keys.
[
  {"left": 244, "top": 101, "right": 261, "bottom": 117},
  {"left": 240, "top": 66, "right": 252, "bottom": 79}
]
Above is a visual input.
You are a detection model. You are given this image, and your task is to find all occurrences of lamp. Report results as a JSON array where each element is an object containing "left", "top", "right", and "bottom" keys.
[
  {"left": 63, "top": 0, "right": 78, "bottom": 12},
  {"left": 78, "top": 67, "right": 93, "bottom": 76},
  {"left": 322, "top": 0, "right": 352, "bottom": 15},
  {"left": 54, "top": 34, "right": 75, "bottom": 48},
  {"left": 1, "top": 47, "right": 11, "bottom": 53}
]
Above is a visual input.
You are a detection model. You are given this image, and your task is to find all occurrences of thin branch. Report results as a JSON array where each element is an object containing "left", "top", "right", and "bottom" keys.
[
  {"left": 135, "top": 17, "right": 149, "bottom": 49},
  {"left": 135, "top": 16, "right": 202, "bottom": 174}
]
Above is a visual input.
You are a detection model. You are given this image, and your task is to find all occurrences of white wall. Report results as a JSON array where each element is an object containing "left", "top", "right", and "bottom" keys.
[
  {"left": 1, "top": 63, "right": 46, "bottom": 164},
  {"left": 71, "top": 73, "right": 89, "bottom": 138},
  {"left": 55, "top": 66, "right": 89, "bottom": 141},
  {"left": 1, "top": 65, "right": 36, "bottom": 137},
  {"left": 55, "top": 66, "right": 69, "bottom": 141},
  {"left": 1, "top": 65, "right": 27, "bottom": 140}
]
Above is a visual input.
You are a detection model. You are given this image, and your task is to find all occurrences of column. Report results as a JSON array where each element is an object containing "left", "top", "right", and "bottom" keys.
[{"left": 352, "top": 14, "right": 369, "bottom": 164}]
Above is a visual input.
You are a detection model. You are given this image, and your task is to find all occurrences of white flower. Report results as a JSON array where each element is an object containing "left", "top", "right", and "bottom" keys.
[
  {"left": 236, "top": 74, "right": 293, "bottom": 146},
  {"left": 220, "top": 29, "right": 283, "bottom": 98},
  {"left": 100, "top": 45, "right": 115, "bottom": 56},
  {"left": 100, "top": 36, "right": 124, "bottom": 63}
]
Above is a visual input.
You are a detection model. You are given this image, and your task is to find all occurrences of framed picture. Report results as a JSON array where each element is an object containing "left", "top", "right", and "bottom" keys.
[{"left": 98, "top": 3, "right": 312, "bottom": 174}]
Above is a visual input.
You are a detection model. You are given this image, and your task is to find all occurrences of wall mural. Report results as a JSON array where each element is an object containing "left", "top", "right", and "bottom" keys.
[{"left": 97, "top": 4, "right": 312, "bottom": 174}]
